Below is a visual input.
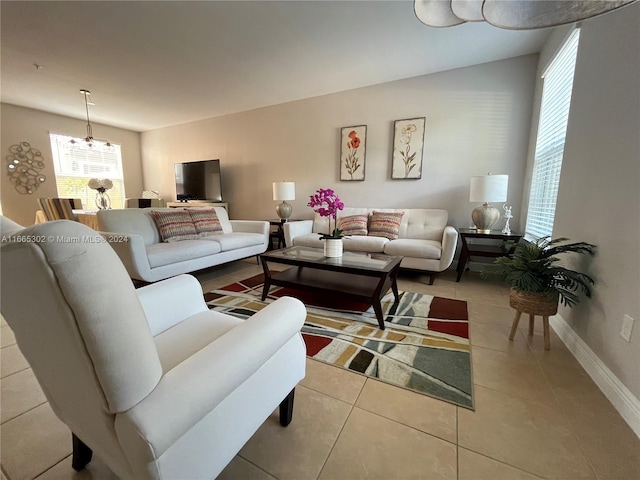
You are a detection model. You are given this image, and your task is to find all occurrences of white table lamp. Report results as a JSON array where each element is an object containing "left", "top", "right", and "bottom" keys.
[
  {"left": 273, "top": 181, "right": 295, "bottom": 220},
  {"left": 469, "top": 174, "right": 508, "bottom": 233}
]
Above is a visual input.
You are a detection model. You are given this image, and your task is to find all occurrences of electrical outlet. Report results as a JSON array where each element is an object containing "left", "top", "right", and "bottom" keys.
[{"left": 620, "top": 314, "right": 634, "bottom": 342}]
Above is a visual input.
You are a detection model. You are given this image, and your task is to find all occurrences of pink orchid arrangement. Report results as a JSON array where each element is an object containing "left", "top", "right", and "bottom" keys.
[{"left": 307, "top": 188, "right": 345, "bottom": 239}]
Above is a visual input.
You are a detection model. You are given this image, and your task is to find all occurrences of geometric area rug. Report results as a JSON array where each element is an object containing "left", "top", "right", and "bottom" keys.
[{"left": 205, "top": 272, "right": 474, "bottom": 409}]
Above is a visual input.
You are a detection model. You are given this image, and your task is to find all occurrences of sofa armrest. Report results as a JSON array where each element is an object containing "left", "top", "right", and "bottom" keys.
[
  {"left": 283, "top": 220, "right": 313, "bottom": 247},
  {"left": 136, "top": 274, "right": 208, "bottom": 336},
  {"left": 114, "top": 296, "right": 306, "bottom": 460},
  {"left": 230, "top": 220, "right": 269, "bottom": 236},
  {"left": 99, "top": 232, "right": 151, "bottom": 281},
  {"left": 439, "top": 226, "right": 459, "bottom": 270}
]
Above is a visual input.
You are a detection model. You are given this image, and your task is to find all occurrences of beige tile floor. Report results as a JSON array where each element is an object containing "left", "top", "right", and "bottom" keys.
[{"left": 1, "top": 260, "right": 639, "bottom": 480}]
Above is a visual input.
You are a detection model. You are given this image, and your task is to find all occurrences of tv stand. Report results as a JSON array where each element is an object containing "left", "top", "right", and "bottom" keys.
[{"left": 167, "top": 201, "right": 228, "bottom": 210}]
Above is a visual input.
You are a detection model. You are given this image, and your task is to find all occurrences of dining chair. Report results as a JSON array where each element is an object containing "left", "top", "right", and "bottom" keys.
[{"left": 37, "top": 198, "right": 77, "bottom": 220}]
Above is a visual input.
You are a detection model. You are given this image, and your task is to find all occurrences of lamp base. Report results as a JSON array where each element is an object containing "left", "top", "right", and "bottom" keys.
[
  {"left": 471, "top": 203, "right": 500, "bottom": 233},
  {"left": 276, "top": 201, "right": 292, "bottom": 220}
]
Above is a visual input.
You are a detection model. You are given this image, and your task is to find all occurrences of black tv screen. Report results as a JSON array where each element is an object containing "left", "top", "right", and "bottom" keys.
[{"left": 174, "top": 159, "right": 223, "bottom": 202}]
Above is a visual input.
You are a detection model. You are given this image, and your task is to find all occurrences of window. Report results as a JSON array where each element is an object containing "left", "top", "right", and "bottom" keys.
[
  {"left": 49, "top": 134, "right": 126, "bottom": 209},
  {"left": 525, "top": 28, "right": 580, "bottom": 240}
]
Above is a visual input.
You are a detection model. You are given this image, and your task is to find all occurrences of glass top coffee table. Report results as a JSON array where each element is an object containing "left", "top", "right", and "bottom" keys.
[{"left": 260, "top": 246, "right": 402, "bottom": 329}]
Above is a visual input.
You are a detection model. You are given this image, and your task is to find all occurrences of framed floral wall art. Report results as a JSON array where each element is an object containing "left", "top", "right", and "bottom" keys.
[
  {"left": 340, "top": 125, "right": 366, "bottom": 181},
  {"left": 391, "top": 117, "right": 425, "bottom": 179}
]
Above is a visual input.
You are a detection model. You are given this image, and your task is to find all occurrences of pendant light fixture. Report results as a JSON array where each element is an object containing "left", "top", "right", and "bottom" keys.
[
  {"left": 69, "top": 89, "right": 114, "bottom": 152},
  {"left": 414, "top": 0, "right": 636, "bottom": 30}
]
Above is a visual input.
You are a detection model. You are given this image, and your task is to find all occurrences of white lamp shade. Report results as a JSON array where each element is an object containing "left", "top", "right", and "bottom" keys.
[
  {"left": 273, "top": 182, "right": 295, "bottom": 201},
  {"left": 469, "top": 175, "right": 508, "bottom": 203}
]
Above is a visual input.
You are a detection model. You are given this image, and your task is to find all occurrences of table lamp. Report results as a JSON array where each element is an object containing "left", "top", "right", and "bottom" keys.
[
  {"left": 469, "top": 174, "right": 508, "bottom": 233},
  {"left": 273, "top": 181, "right": 295, "bottom": 220}
]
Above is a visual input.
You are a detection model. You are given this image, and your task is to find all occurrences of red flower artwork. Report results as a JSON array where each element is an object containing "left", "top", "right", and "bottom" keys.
[{"left": 344, "top": 130, "right": 361, "bottom": 179}]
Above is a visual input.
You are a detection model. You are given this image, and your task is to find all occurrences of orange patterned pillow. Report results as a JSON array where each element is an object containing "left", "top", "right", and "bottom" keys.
[
  {"left": 368, "top": 211, "right": 403, "bottom": 240},
  {"left": 149, "top": 210, "right": 198, "bottom": 242},
  {"left": 338, "top": 214, "right": 368, "bottom": 236},
  {"left": 189, "top": 208, "right": 223, "bottom": 237}
]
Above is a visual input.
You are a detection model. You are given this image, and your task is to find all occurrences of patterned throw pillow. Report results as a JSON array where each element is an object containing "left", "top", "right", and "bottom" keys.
[
  {"left": 189, "top": 208, "right": 223, "bottom": 237},
  {"left": 368, "top": 211, "right": 404, "bottom": 240},
  {"left": 338, "top": 214, "right": 368, "bottom": 236},
  {"left": 149, "top": 210, "right": 198, "bottom": 242}
]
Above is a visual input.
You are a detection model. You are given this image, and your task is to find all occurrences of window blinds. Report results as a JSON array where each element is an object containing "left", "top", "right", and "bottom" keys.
[
  {"left": 525, "top": 28, "right": 580, "bottom": 240},
  {"left": 49, "top": 134, "right": 126, "bottom": 209}
]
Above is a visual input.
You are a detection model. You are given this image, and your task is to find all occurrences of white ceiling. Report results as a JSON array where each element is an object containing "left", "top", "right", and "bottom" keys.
[{"left": 1, "top": 1, "right": 550, "bottom": 132}]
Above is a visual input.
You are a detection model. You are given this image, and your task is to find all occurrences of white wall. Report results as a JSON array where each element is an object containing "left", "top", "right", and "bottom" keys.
[
  {"left": 141, "top": 54, "right": 538, "bottom": 228},
  {"left": 0, "top": 104, "right": 144, "bottom": 226},
  {"left": 522, "top": 4, "right": 639, "bottom": 400}
]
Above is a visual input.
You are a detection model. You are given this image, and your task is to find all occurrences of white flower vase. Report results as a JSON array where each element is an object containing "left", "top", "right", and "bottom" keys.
[{"left": 324, "top": 238, "right": 343, "bottom": 258}]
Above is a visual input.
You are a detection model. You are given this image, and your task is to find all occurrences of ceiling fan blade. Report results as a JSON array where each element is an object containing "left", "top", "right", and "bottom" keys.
[
  {"left": 482, "top": 0, "right": 636, "bottom": 30},
  {"left": 414, "top": 0, "right": 466, "bottom": 27}
]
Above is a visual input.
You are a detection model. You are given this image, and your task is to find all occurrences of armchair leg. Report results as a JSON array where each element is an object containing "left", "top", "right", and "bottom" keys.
[
  {"left": 71, "top": 433, "right": 93, "bottom": 471},
  {"left": 279, "top": 388, "right": 295, "bottom": 427}
]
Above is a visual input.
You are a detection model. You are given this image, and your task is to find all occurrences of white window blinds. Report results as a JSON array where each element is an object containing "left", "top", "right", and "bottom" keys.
[
  {"left": 49, "top": 134, "right": 126, "bottom": 209},
  {"left": 525, "top": 28, "right": 580, "bottom": 240}
]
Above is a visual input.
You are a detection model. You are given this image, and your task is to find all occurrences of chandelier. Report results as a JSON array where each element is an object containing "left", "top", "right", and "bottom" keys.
[
  {"left": 69, "top": 89, "right": 114, "bottom": 152},
  {"left": 414, "top": 0, "right": 636, "bottom": 30}
]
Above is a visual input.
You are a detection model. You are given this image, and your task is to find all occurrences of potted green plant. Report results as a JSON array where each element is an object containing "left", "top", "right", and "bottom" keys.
[{"left": 481, "top": 236, "right": 597, "bottom": 314}]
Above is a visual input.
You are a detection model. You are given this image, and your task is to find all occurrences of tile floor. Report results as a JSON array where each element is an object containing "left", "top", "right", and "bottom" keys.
[{"left": 1, "top": 260, "right": 639, "bottom": 480}]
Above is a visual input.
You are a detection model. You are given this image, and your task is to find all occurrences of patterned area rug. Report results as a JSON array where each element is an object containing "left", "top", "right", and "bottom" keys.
[{"left": 205, "top": 273, "right": 474, "bottom": 409}]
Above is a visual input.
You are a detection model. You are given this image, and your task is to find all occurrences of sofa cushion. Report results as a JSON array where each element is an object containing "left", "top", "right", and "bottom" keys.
[
  {"left": 149, "top": 210, "right": 198, "bottom": 242},
  {"left": 343, "top": 235, "right": 388, "bottom": 253},
  {"left": 202, "top": 232, "right": 265, "bottom": 252},
  {"left": 292, "top": 233, "right": 325, "bottom": 249},
  {"left": 189, "top": 208, "right": 223, "bottom": 237},
  {"left": 383, "top": 238, "right": 442, "bottom": 260},
  {"left": 146, "top": 240, "right": 222, "bottom": 268},
  {"left": 369, "top": 211, "right": 404, "bottom": 240},
  {"left": 97, "top": 208, "right": 162, "bottom": 245},
  {"left": 292, "top": 233, "right": 387, "bottom": 253},
  {"left": 338, "top": 214, "right": 368, "bottom": 236}
]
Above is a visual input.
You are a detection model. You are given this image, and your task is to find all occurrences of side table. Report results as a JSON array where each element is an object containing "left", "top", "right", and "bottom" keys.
[
  {"left": 456, "top": 228, "right": 523, "bottom": 282},
  {"left": 268, "top": 219, "right": 300, "bottom": 250}
]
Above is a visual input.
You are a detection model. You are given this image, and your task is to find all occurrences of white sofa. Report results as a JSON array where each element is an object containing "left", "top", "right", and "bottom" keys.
[
  {"left": 0, "top": 216, "right": 306, "bottom": 479},
  {"left": 97, "top": 207, "right": 269, "bottom": 283},
  {"left": 284, "top": 208, "right": 458, "bottom": 284}
]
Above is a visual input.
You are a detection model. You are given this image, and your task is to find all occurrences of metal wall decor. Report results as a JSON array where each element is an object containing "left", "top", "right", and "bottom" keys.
[
  {"left": 391, "top": 117, "right": 425, "bottom": 180},
  {"left": 6, "top": 141, "right": 46, "bottom": 194}
]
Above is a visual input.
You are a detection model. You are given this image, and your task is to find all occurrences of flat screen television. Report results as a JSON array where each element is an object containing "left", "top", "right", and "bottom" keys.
[{"left": 174, "top": 159, "right": 223, "bottom": 202}]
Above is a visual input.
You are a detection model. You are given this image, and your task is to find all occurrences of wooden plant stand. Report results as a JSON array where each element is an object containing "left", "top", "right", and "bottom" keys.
[{"left": 508, "top": 288, "right": 559, "bottom": 350}]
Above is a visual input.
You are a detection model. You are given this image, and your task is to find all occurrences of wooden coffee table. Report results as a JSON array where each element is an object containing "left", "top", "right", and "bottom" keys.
[{"left": 260, "top": 246, "right": 402, "bottom": 330}]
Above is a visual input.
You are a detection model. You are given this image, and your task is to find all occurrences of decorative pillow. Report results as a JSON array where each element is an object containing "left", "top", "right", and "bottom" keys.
[
  {"left": 338, "top": 214, "right": 368, "bottom": 236},
  {"left": 149, "top": 210, "right": 198, "bottom": 242},
  {"left": 189, "top": 208, "right": 223, "bottom": 237},
  {"left": 368, "top": 211, "right": 404, "bottom": 240}
]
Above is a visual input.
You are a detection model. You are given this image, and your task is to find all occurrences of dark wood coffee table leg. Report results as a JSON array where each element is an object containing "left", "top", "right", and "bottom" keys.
[
  {"left": 372, "top": 300, "right": 386, "bottom": 330},
  {"left": 260, "top": 257, "right": 272, "bottom": 301},
  {"left": 371, "top": 266, "right": 402, "bottom": 330},
  {"left": 390, "top": 263, "right": 401, "bottom": 303}
]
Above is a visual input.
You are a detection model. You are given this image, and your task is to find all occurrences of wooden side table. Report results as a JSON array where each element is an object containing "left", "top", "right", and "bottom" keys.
[
  {"left": 456, "top": 228, "right": 523, "bottom": 282},
  {"left": 268, "top": 219, "right": 298, "bottom": 250}
]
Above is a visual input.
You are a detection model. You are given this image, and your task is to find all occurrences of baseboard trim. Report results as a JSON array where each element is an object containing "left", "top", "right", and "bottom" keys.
[{"left": 550, "top": 314, "right": 640, "bottom": 438}]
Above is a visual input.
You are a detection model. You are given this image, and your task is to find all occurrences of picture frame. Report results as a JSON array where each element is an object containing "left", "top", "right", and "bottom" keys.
[
  {"left": 391, "top": 117, "right": 425, "bottom": 179},
  {"left": 340, "top": 125, "right": 366, "bottom": 181}
]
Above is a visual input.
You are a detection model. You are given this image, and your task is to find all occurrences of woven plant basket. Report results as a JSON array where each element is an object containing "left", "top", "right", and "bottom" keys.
[{"left": 509, "top": 288, "right": 559, "bottom": 316}]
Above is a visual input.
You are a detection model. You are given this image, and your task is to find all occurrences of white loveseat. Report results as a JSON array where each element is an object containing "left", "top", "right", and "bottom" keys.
[
  {"left": 284, "top": 208, "right": 458, "bottom": 284},
  {"left": 97, "top": 207, "right": 269, "bottom": 283}
]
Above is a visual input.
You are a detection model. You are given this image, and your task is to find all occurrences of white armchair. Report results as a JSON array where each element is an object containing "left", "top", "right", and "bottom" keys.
[{"left": 0, "top": 216, "right": 306, "bottom": 479}]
